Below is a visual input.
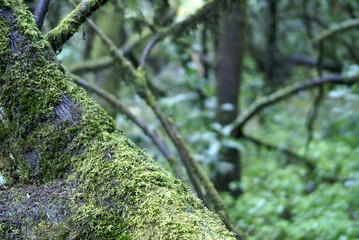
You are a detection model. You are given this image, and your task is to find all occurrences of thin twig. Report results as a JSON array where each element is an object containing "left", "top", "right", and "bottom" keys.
[
  {"left": 139, "top": 33, "right": 160, "bottom": 68},
  {"left": 304, "top": 86, "right": 324, "bottom": 154}
]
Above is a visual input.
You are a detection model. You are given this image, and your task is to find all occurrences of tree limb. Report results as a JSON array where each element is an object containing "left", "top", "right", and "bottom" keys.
[
  {"left": 288, "top": 54, "right": 341, "bottom": 72},
  {"left": 313, "top": 18, "right": 359, "bottom": 46},
  {"left": 45, "top": 0, "right": 110, "bottom": 52},
  {"left": 68, "top": 29, "right": 152, "bottom": 73},
  {"left": 139, "top": 32, "right": 160, "bottom": 68},
  {"left": 85, "top": 14, "right": 244, "bottom": 239},
  {"left": 0, "top": 1, "right": 236, "bottom": 238},
  {"left": 230, "top": 74, "right": 358, "bottom": 132},
  {"left": 69, "top": 73, "right": 185, "bottom": 180},
  {"left": 34, "top": 0, "right": 51, "bottom": 30}
]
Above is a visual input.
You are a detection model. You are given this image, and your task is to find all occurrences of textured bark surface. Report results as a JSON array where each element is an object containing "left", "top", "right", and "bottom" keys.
[{"left": 0, "top": 1, "right": 235, "bottom": 239}]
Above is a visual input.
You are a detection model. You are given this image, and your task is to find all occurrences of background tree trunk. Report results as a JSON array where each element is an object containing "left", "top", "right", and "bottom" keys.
[{"left": 214, "top": 1, "right": 246, "bottom": 196}]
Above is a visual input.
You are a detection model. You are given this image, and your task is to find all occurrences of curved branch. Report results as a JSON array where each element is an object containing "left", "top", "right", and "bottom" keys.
[
  {"left": 138, "top": 0, "right": 228, "bottom": 67},
  {"left": 45, "top": 0, "right": 110, "bottom": 52},
  {"left": 231, "top": 74, "right": 358, "bottom": 131},
  {"left": 313, "top": 18, "right": 359, "bottom": 46},
  {"left": 139, "top": 33, "right": 160, "bottom": 68},
  {"left": 34, "top": 0, "right": 51, "bottom": 30}
]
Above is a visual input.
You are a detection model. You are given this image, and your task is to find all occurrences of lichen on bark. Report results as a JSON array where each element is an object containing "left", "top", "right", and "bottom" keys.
[{"left": 0, "top": 1, "right": 236, "bottom": 239}]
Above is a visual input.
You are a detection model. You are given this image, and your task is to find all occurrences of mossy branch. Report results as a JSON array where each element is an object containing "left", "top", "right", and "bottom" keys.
[
  {"left": 69, "top": 0, "right": 227, "bottom": 72},
  {"left": 139, "top": 0, "right": 228, "bottom": 67},
  {"left": 313, "top": 18, "right": 359, "bottom": 46},
  {"left": 45, "top": 0, "right": 110, "bottom": 52},
  {"left": 230, "top": 74, "right": 358, "bottom": 132},
  {"left": 162, "top": 0, "right": 227, "bottom": 37},
  {"left": 0, "top": 1, "right": 236, "bottom": 238},
  {"left": 68, "top": 29, "right": 151, "bottom": 73},
  {"left": 86, "top": 14, "right": 245, "bottom": 239},
  {"left": 70, "top": 73, "right": 184, "bottom": 180},
  {"left": 87, "top": 17, "right": 207, "bottom": 204}
]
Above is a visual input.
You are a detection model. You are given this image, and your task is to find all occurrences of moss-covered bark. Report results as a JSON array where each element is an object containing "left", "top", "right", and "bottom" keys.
[{"left": 0, "top": 1, "right": 235, "bottom": 239}]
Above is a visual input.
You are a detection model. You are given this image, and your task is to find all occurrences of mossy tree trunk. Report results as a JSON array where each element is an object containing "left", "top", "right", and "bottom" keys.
[{"left": 0, "top": 1, "right": 236, "bottom": 239}]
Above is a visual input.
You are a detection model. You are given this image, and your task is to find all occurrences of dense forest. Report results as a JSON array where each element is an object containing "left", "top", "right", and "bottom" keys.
[{"left": 1, "top": 0, "right": 359, "bottom": 239}]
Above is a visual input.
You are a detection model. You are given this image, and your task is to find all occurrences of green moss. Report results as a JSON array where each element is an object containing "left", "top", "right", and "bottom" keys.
[
  {"left": 45, "top": 0, "right": 110, "bottom": 52},
  {"left": 0, "top": 19, "right": 10, "bottom": 61},
  {"left": 0, "top": 1, "right": 236, "bottom": 239}
]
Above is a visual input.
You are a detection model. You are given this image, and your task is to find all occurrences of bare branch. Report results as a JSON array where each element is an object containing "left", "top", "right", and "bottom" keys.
[
  {"left": 139, "top": 33, "right": 160, "bottom": 68},
  {"left": 34, "top": 0, "right": 51, "bottom": 30},
  {"left": 231, "top": 74, "right": 358, "bottom": 131},
  {"left": 304, "top": 86, "right": 324, "bottom": 152},
  {"left": 313, "top": 18, "right": 359, "bottom": 46}
]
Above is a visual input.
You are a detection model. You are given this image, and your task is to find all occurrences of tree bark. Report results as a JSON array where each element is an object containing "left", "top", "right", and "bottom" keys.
[
  {"left": 214, "top": 1, "right": 246, "bottom": 196},
  {"left": 265, "top": 0, "right": 280, "bottom": 88},
  {"left": 0, "top": 1, "right": 236, "bottom": 239}
]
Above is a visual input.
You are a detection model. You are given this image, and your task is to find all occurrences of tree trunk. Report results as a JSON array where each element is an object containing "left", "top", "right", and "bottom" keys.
[
  {"left": 0, "top": 1, "right": 235, "bottom": 239},
  {"left": 214, "top": 1, "right": 246, "bottom": 196},
  {"left": 265, "top": 0, "right": 281, "bottom": 89}
]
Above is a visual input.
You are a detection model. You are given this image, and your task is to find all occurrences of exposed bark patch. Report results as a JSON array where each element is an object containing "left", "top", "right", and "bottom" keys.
[
  {"left": 0, "top": 180, "right": 73, "bottom": 239},
  {"left": 54, "top": 95, "right": 82, "bottom": 126},
  {"left": 24, "top": 149, "right": 40, "bottom": 174}
]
